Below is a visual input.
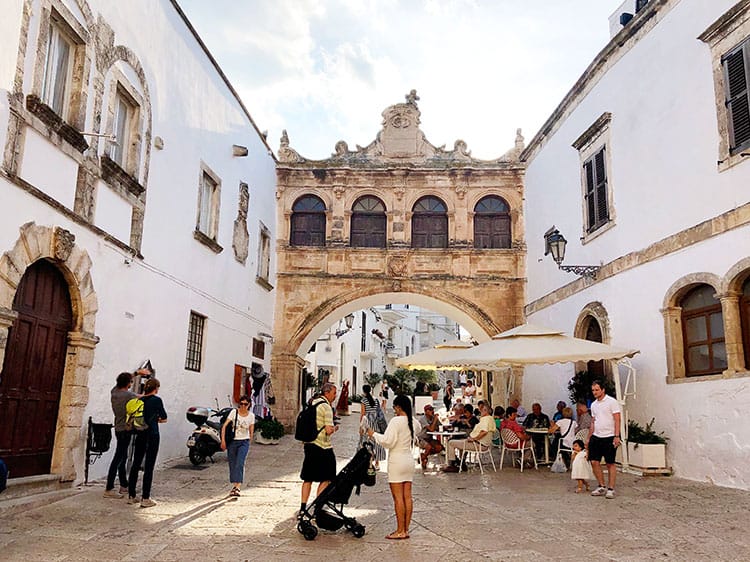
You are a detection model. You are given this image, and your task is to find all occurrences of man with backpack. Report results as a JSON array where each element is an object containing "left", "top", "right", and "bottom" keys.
[
  {"left": 104, "top": 372, "right": 137, "bottom": 498},
  {"left": 127, "top": 378, "right": 167, "bottom": 508},
  {"left": 298, "top": 382, "right": 339, "bottom": 519}
]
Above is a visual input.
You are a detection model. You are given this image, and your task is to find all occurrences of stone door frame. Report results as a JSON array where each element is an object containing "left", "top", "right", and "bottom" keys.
[{"left": 0, "top": 222, "right": 99, "bottom": 481}]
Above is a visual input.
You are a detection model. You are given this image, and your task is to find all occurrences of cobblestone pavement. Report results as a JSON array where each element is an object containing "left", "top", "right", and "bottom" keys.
[{"left": 1, "top": 413, "right": 750, "bottom": 561}]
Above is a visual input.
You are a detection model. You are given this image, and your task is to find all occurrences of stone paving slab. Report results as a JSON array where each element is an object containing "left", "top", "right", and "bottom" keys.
[{"left": 2, "top": 413, "right": 750, "bottom": 561}]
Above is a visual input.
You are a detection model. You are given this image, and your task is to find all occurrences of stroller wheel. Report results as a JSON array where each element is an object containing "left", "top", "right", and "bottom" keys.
[
  {"left": 298, "top": 520, "right": 318, "bottom": 541},
  {"left": 352, "top": 524, "right": 365, "bottom": 538}
]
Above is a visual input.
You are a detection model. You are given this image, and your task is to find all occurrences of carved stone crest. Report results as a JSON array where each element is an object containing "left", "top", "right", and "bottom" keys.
[
  {"left": 387, "top": 256, "right": 408, "bottom": 277},
  {"left": 53, "top": 227, "right": 75, "bottom": 261},
  {"left": 278, "top": 129, "right": 303, "bottom": 163}
]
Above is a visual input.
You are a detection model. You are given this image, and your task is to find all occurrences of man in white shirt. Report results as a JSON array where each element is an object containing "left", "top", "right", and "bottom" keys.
[
  {"left": 587, "top": 380, "right": 621, "bottom": 499},
  {"left": 442, "top": 402, "right": 495, "bottom": 472}
]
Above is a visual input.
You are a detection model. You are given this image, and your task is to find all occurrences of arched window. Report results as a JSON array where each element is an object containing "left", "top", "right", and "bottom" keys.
[
  {"left": 473, "top": 196, "right": 511, "bottom": 248},
  {"left": 350, "top": 196, "right": 386, "bottom": 248},
  {"left": 681, "top": 285, "right": 726, "bottom": 376},
  {"left": 290, "top": 195, "right": 326, "bottom": 246},
  {"left": 741, "top": 278, "right": 750, "bottom": 369},
  {"left": 582, "top": 316, "right": 605, "bottom": 378},
  {"left": 411, "top": 196, "right": 447, "bottom": 248}
]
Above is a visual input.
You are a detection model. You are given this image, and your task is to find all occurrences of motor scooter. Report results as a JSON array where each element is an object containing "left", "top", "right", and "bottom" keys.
[{"left": 186, "top": 405, "right": 233, "bottom": 465}]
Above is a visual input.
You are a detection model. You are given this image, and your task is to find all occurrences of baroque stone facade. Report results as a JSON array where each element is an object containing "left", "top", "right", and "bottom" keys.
[{"left": 273, "top": 93, "right": 527, "bottom": 426}]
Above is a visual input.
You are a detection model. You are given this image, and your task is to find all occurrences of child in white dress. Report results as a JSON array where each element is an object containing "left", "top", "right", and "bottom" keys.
[{"left": 570, "top": 439, "right": 594, "bottom": 493}]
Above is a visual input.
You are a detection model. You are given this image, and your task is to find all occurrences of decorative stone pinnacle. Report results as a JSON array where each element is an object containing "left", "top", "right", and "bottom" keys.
[{"left": 405, "top": 89, "right": 419, "bottom": 106}]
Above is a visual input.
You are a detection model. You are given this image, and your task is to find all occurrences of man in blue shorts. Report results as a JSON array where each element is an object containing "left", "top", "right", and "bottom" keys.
[{"left": 587, "top": 380, "right": 621, "bottom": 499}]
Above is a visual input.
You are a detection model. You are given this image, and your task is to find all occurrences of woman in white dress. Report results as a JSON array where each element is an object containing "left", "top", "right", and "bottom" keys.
[{"left": 368, "top": 394, "right": 415, "bottom": 540}]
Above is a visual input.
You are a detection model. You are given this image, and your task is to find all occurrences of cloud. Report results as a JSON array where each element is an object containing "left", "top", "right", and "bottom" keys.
[{"left": 179, "top": 0, "right": 625, "bottom": 159}]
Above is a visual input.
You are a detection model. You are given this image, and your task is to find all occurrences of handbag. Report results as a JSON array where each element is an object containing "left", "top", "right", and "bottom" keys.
[
  {"left": 224, "top": 409, "right": 238, "bottom": 445},
  {"left": 375, "top": 403, "right": 388, "bottom": 433}
]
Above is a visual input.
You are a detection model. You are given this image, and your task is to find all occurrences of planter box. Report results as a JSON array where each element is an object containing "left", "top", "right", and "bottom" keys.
[
  {"left": 626, "top": 442, "right": 666, "bottom": 469},
  {"left": 254, "top": 433, "right": 279, "bottom": 445}
]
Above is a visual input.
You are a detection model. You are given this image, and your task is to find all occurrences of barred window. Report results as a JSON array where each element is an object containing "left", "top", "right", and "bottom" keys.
[
  {"left": 185, "top": 311, "right": 206, "bottom": 372},
  {"left": 252, "top": 337, "right": 265, "bottom": 359}
]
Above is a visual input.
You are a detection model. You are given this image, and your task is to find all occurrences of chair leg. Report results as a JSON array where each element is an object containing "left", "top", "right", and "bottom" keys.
[
  {"left": 500, "top": 447, "right": 505, "bottom": 470},
  {"left": 488, "top": 448, "right": 497, "bottom": 472},
  {"left": 520, "top": 448, "right": 524, "bottom": 473},
  {"left": 530, "top": 445, "right": 538, "bottom": 469}
]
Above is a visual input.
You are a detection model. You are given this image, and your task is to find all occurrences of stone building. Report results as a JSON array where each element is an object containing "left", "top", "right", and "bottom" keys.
[
  {"left": 522, "top": 0, "right": 750, "bottom": 488},
  {"left": 272, "top": 92, "right": 526, "bottom": 426},
  {"left": 0, "top": 0, "right": 276, "bottom": 484}
]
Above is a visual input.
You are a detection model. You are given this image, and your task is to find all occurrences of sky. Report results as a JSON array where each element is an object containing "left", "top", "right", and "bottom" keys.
[{"left": 179, "top": 0, "right": 626, "bottom": 160}]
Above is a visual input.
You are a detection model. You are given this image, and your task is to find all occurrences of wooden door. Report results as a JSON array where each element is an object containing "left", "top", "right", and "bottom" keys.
[{"left": 0, "top": 260, "right": 72, "bottom": 478}]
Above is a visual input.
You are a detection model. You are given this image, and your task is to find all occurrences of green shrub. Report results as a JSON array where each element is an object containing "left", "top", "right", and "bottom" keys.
[
  {"left": 627, "top": 418, "right": 668, "bottom": 445},
  {"left": 256, "top": 417, "right": 285, "bottom": 440},
  {"left": 567, "top": 371, "right": 616, "bottom": 405}
]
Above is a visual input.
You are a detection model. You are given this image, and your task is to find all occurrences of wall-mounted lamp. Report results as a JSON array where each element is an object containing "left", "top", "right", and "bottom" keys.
[
  {"left": 335, "top": 313, "right": 356, "bottom": 338},
  {"left": 544, "top": 227, "right": 600, "bottom": 279}
]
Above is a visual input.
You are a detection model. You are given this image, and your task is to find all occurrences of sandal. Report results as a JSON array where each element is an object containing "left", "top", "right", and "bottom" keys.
[
  {"left": 230, "top": 487, "right": 240, "bottom": 497},
  {"left": 385, "top": 532, "right": 409, "bottom": 540}
]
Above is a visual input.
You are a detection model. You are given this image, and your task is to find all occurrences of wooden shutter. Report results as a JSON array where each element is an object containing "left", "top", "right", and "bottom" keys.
[
  {"left": 724, "top": 43, "right": 750, "bottom": 151},
  {"left": 584, "top": 160, "right": 596, "bottom": 230},
  {"left": 594, "top": 149, "right": 608, "bottom": 225}
]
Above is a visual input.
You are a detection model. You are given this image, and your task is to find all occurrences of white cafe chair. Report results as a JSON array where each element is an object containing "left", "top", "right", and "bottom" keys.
[
  {"left": 499, "top": 428, "right": 537, "bottom": 472},
  {"left": 458, "top": 438, "right": 496, "bottom": 474}
]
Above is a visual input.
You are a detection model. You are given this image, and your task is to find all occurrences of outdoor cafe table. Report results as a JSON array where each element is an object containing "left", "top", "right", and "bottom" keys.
[
  {"left": 525, "top": 427, "right": 552, "bottom": 464},
  {"left": 427, "top": 430, "right": 467, "bottom": 461}
]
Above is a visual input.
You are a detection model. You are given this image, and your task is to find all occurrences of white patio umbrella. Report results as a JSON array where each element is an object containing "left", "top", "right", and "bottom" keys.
[
  {"left": 435, "top": 323, "right": 640, "bottom": 469},
  {"left": 435, "top": 323, "right": 638, "bottom": 370},
  {"left": 395, "top": 339, "right": 475, "bottom": 370}
]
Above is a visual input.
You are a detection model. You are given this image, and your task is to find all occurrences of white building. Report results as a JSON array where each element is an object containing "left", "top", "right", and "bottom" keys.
[
  {"left": 522, "top": 0, "right": 750, "bottom": 489},
  {"left": 0, "top": 0, "right": 276, "bottom": 484}
]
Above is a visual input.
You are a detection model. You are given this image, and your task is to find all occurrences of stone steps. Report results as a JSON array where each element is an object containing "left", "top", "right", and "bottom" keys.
[{"left": 0, "top": 474, "right": 82, "bottom": 517}]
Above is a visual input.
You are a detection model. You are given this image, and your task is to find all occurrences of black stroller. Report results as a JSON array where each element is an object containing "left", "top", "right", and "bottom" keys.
[{"left": 297, "top": 444, "right": 375, "bottom": 540}]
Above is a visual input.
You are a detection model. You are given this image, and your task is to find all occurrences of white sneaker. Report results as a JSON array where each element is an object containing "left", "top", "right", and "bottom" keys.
[
  {"left": 103, "top": 489, "right": 123, "bottom": 499},
  {"left": 605, "top": 489, "right": 615, "bottom": 499},
  {"left": 127, "top": 496, "right": 140, "bottom": 505},
  {"left": 591, "top": 486, "right": 607, "bottom": 496},
  {"left": 140, "top": 498, "right": 157, "bottom": 508}
]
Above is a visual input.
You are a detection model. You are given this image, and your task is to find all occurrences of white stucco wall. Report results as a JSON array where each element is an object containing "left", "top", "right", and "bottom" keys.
[
  {"left": 523, "top": 0, "right": 750, "bottom": 489},
  {"left": 1, "top": 0, "right": 277, "bottom": 483}
]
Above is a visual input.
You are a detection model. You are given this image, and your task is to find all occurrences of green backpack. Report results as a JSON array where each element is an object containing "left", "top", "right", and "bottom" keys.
[{"left": 125, "top": 398, "right": 148, "bottom": 432}]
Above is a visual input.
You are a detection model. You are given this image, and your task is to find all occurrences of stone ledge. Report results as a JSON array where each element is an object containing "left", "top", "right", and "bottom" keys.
[
  {"left": 25, "top": 95, "right": 88, "bottom": 153},
  {"left": 100, "top": 154, "right": 145, "bottom": 197},
  {"left": 193, "top": 230, "right": 223, "bottom": 254}
]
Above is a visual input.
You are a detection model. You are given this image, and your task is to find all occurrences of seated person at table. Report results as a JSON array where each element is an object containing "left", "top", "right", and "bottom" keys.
[
  {"left": 575, "top": 402, "right": 592, "bottom": 438},
  {"left": 443, "top": 402, "right": 495, "bottom": 472},
  {"left": 417, "top": 404, "right": 444, "bottom": 468},
  {"left": 548, "top": 407, "right": 577, "bottom": 467},
  {"left": 448, "top": 404, "right": 465, "bottom": 425},
  {"left": 462, "top": 404, "right": 479, "bottom": 430},
  {"left": 492, "top": 405, "right": 505, "bottom": 445},
  {"left": 552, "top": 400, "right": 566, "bottom": 422},
  {"left": 510, "top": 398, "right": 527, "bottom": 422},
  {"left": 523, "top": 402, "right": 551, "bottom": 459},
  {"left": 500, "top": 407, "right": 531, "bottom": 447}
]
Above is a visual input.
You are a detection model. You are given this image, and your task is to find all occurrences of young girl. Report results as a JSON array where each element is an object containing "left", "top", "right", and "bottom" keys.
[{"left": 570, "top": 439, "right": 594, "bottom": 493}]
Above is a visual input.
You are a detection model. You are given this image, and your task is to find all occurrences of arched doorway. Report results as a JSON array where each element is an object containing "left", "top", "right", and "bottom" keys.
[
  {"left": 582, "top": 315, "right": 605, "bottom": 377},
  {"left": 0, "top": 260, "right": 73, "bottom": 477}
]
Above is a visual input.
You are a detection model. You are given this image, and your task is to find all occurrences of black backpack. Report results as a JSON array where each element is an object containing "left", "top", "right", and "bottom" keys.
[{"left": 294, "top": 398, "right": 324, "bottom": 442}]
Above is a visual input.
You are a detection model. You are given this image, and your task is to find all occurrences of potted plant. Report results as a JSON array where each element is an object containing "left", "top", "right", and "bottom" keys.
[
  {"left": 625, "top": 418, "right": 669, "bottom": 470},
  {"left": 254, "top": 417, "right": 284, "bottom": 445}
]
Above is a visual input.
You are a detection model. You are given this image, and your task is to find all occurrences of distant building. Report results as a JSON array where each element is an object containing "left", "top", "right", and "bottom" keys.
[
  {"left": 522, "top": 0, "right": 750, "bottom": 488},
  {"left": 0, "top": 0, "right": 276, "bottom": 483}
]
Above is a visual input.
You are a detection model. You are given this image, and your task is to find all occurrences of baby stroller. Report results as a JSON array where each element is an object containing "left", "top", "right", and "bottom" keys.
[{"left": 297, "top": 444, "right": 375, "bottom": 541}]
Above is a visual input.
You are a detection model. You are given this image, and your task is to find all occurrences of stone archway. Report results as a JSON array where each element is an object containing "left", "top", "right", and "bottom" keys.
[
  {"left": 0, "top": 222, "right": 99, "bottom": 480},
  {"left": 273, "top": 93, "right": 527, "bottom": 426}
]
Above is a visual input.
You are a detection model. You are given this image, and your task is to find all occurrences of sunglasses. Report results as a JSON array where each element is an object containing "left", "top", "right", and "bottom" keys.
[{"left": 239, "top": 401, "right": 249, "bottom": 406}]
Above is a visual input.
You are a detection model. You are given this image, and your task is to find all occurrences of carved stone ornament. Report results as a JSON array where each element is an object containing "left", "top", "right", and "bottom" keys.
[
  {"left": 393, "top": 186, "right": 406, "bottom": 201},
  {"left": 333, "top": 185, "right": 346, "bottom": 199},
  {"left": 233, "top": 183, "right": 250, "bottom": 264},
  {"left": 278, "top": 129, "right": 303, "bottom": 163},
  {"left": 53, "top": 227, "right": 76, "bottom": 261},
  {"left": 387, "top": 256, "right": 408, "bottom": 277}
]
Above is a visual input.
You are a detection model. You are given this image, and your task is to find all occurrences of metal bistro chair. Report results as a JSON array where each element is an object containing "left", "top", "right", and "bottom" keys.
[
  {"left": 499, "top": 428, "right": 537, "bottom": 472},
  {"left": 555, "top": 422, "right": 581, "bottom": 460},
  {"left": 458, "top": 438, "right": 497, "bottom": 474}
]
